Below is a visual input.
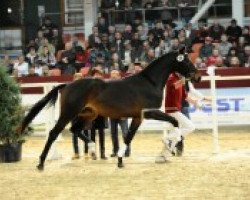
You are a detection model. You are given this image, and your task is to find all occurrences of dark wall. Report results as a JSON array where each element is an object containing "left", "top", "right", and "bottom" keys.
[
  {"left": 23, "top": 0, "right": 61, "bottom": 42},
  {"left": 0, "top": 0, "right": 21, "bottom": 27}
]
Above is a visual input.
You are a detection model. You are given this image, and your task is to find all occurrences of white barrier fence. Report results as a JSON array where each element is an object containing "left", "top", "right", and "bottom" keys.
[{"left": 202, "top": 75, "right": 250, "bottom": 153}]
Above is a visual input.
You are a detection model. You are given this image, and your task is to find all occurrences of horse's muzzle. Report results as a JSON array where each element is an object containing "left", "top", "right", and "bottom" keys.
[{"left": 189, "top": 72, "right": 202, "bottom": 83}]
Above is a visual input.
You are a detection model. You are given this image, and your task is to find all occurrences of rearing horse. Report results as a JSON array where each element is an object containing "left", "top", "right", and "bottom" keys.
[{"left": 19, "top": 49, "right": 201, "bottom": 170}]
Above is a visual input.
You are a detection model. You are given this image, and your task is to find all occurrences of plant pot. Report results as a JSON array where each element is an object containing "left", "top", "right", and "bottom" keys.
[{"left": 0, "top": 143, "right": 22, "bottom": 163}]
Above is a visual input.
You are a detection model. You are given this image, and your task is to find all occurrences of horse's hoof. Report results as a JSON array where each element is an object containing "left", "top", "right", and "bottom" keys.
[{"left": 37, "top": 164, "right": 44, "bottom": 171}]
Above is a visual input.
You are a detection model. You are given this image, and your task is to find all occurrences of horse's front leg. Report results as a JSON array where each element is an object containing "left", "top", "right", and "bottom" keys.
[{"left": 117, "top": 118, "right": 142, "bottom": 168}]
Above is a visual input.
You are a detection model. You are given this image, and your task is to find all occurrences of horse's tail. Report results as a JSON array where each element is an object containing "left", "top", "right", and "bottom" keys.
[{"left": 19, "top": 84, "right": 67, "bottom": 134}]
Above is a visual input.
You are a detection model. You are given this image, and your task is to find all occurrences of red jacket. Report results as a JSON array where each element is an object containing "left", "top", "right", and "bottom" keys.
[{"left": 165, "top": 73, "right": 187, "bottom": 113}]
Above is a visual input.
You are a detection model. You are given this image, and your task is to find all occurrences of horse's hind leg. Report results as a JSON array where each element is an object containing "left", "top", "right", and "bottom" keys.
[
  {"left": 117, "top": 118, "right": 142, "bottom": 168},
  {"left": 37, "top": 116, "right": 69, "bottom": 171}
]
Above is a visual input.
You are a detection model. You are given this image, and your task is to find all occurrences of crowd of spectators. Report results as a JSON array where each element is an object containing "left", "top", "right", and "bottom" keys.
[{"left": 1, "top": 2, "right": 250, "bottom": 78}]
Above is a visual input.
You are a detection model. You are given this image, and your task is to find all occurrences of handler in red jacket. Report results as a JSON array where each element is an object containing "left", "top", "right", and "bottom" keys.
[{"left": 160, "top": 72, "right": 199, "bottom": 159}]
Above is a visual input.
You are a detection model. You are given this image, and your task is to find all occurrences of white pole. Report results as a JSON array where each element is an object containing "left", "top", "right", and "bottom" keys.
[
  {"left": 210, "top": 75, "right": 220, "bottom": 154},
  {"left": 190, "top": 0, "right": 216, "bottom": 24}
]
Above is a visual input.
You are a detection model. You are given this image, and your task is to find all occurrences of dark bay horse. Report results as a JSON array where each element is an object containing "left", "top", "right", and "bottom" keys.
[{"left": 19, "top": 49, "right": 201, "bottom": 170}]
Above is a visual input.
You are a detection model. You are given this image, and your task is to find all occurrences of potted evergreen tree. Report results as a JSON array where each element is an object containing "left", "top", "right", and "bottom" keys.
[{"left": 0, "top": 65, "right": 26, "bottom": 162}]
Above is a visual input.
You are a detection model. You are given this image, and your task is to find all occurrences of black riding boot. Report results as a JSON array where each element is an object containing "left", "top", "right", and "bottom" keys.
[{"left": 175, "top": 136, "right": 184, "bottom": 156}]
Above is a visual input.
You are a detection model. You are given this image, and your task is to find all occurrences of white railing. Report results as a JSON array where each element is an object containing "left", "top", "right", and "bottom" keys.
[{"left": 203, "top": 75, "right": 250, "bottom": 153}]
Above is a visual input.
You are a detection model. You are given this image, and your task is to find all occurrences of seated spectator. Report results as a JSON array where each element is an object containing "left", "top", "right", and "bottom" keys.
[
  {"left": 242, "top": 26, "right": 250, "bottom": 45},
  {"left": 26, "top": 65, "right": 39, "bottom": 77},
  {"left": 13, "top": 55, "right": 29, "bottom": 77},
  {"left": 109, "top": 52, "right": 124, "bottom": 72},
  {"left": 206, "top": 48, "right": 222, "bottom": 66},
  {"left": 194, "top": 57, "right": 207, "bottom": 69},
  {"left": 170, "top": 38, "right": 180, "bottom": 51},
  {"left": 38, "top": 37, "right": 56, "bottom": 55},
  {"left": 199, "top": 36, "right": 214, "bottom": 61},
  {"left": 24, "top": 39, "right": 39, "bottom": 55},
  {"left": 215, "top": 57, "right": 226, "bottom": 68},
  {"left": 194, "top": 21, "right": 209, "bottom": 43},
  {"left": 141, "top": 48, "right": 155, "bottom": 65},
  {"left": 42, "top": 65, "right": 50, "bottom": 76},
  {"left": 218, "top": 34, "right": 232, "bottom": 59},
  {"left": 239, "top": 45, "right": 250, "bottom": 67},
  {"left": 37, "top": 46, "right": 56, "bottom": 69},
  {"left": 155, "top": 39, "right": 168, "bottom": 58},
  {"left": 147, "top": 32, "right": 159, "bottom": 49},
  {"left": 184, "top": 23, "right": 196, "bottom": 44},
  {"left": 225, "top": 47, "right": 240, "bottom": 66},
  {"left": 0, "top": 55, "right": 14, "bottom": 74},
  {"left": 58, "top": 42, "right": 76, "bottom": 75},
  {"left": 209, "top": 20, "right": 225, "bottom": 42},
  {"left": 123, "top": 24, "right": 133, "bottom": 41},
  {"left": 137, "top": 24, "right": 148, "bottom": 41},
  {"left": 108, "top": 25, "right": 116, "bottom": 44},
  {"left": 75, "top": 46, "right": 89, "bottom": 72},
  {"left": 131, "top": 32, "right": 143, "bottom": 54},
  {"left": 26, "top": 46, "right": 38, "bottom": 65},
  {"left": 226, "top": 19, "right": 242, "bottom": 43},
  {"left": 123, "top": 40, "right": 135, "bottom": 68},
  {"left": 228, "top": 56, "right": 241, "bottom": 68},
  {"left": 71, "top": 34, "right": 85, "bottom": 51},
  {"left": 34, "top": 30, "right": 44, "bottom": 47}
]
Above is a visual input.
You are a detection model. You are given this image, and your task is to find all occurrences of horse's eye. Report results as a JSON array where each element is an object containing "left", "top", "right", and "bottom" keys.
[{"left": 177, "top": 55, "right": 184, "bottom": 62}]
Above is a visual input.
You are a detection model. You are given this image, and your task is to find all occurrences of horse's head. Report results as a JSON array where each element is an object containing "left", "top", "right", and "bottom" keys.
[{"left": 171, "top": 47, "right": 201, "bottom": 83}]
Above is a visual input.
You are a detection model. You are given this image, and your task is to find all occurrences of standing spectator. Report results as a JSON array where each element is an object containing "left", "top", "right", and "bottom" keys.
[
  {"left": 35, "top": 30, "right": 44, "bottom": 47},
  {"left": 123, "top": 40, "right": 135, "bottom": 71},
  {"left": 109, "top": 69, "right": 130, "bottom": 157},
  {"left": 112, "top": 31, "right": 125, "bottom": 60},
  {"left": 209, "top": 20, "right": 225, "bottom": 42},
  {"left": 199, "top": 36, "right": 214, "bottom": 60},
  {"left": 13, "top": 55, "right": 29, "bottom": 77},
  {"left": 97, "top": 17, "right": 108, "bottom": 34},
  {"left": 38, "top": 37, "right": 56, "bottom": 55},
  {"left": 88, "top": 26, "right": 100, "bottom": 48},
  {"left": 108, "top": 25, "right": 116, "bottom": 44},
  {"left": 58, "top": 42, "right": 76, "bottom": 74},
  {"left": 226, "top": 19, "right": 242, "bottom": 43},
  {"left": 131, "top": 32, "right": 143, "bottom": 57},
  {"left": 89, "top": 69, "right": 108, "bottom": 160}
]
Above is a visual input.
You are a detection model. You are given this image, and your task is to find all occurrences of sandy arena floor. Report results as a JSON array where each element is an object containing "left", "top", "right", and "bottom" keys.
[{"left": 0, "top": 129, "right": 250, "bottom": 200}]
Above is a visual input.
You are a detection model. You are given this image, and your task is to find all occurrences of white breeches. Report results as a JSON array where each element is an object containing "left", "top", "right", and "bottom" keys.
[{"left": 168, "top": 111, "right": 195, "bottom": 137}]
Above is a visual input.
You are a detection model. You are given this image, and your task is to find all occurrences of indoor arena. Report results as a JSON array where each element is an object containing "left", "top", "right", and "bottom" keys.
[{"left": 0, "top": 0, "right": 250, "bottom": 200}]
